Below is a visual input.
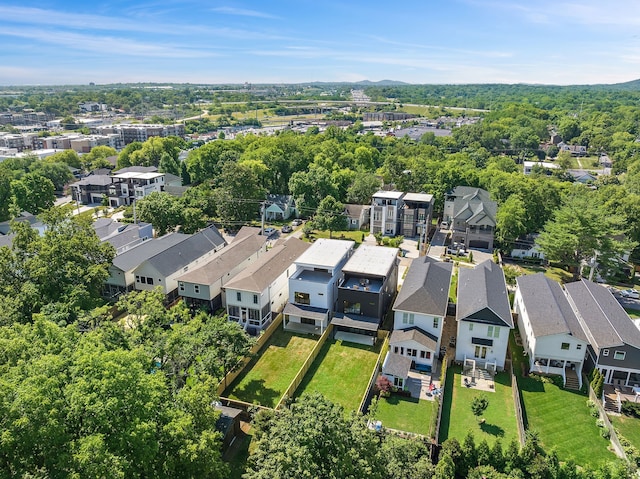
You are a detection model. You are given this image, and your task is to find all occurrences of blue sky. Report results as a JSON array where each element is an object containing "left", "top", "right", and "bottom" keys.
[{"left": 1, "top": 0, "right": 640, "bottom": 85}]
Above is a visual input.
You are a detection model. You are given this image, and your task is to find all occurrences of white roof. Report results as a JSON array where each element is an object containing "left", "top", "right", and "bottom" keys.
[
  {"left": 343, "top": 244, "right": 397, "bottom": 276},
  {"left": 112, "top": 172, "right": 165, "bottom": 180},
  {"left": 403, "top": 192, "right": 433, "bottom": 202},
  {"left": 294, "top": 238, "right": 354, "bottom": 269},
  {"left": 524, "top": 161, "right": 559, "bottom": 169},
  {"left": 373, "top": 190, "right": 404, "bottom": 200}
]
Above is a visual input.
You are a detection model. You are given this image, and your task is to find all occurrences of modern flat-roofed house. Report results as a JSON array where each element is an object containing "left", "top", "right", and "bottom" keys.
[
  {"left": 390, "top": 256, "right": 453, "bottom": 372},
  {"left": 564, "top": 279, "right": 640, "bottom": 387},
  {"left": 443, "top": 187, "right": 496, "bottom": 250},
  {"left": 283, "top": 239, "right": 354, "bottom": 335},
  {"left": 332, "top": 245, "right": 399, "bottom": 345},
  {"left": 177, "top": 227, "right": 267, "bottom": 312},
  {"left": 401, "top": 192, "right": 434, "bottom": 239},
  {"left": 131, "top": 225, "right": 227, "bottom": 302},
  {"left": 370, "top": 190, "right": 404, "bottom": 236},
  {"left": 224, "top": 237, "right": 310, "bottom": 334},
  {"left": 514, "top": 273, "right": 588, "bottom": 389},
  {"left": 455, "top": 260, "right": 513, "bottom": 371}
]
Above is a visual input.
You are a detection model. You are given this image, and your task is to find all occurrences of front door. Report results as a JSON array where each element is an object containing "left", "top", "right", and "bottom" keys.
[{"left": 474, "top": 346, "right": 487, "bottom": 359}]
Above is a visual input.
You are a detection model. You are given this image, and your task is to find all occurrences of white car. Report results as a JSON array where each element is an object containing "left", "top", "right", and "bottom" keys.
[
  {"left": 291, "top": 219, "right": 303, "bottom": 227},
  {"left": 621, "top": 289, "right": 640, "bottom": 299},
  {"left": 262, "top": 227, "right": 276, "bottom": 237}
]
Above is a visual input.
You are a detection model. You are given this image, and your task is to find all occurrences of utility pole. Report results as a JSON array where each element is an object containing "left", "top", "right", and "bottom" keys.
[{"left": 261, "top": 200, "right": 266, "bottom": 234}]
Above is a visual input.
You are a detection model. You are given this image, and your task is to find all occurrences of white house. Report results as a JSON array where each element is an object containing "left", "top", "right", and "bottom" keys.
[
  {"left": 370, "top": 190, "right": 404, "bottom": 236},
  {"left": 282, "top": 239, "right": 354, "bottom": 334},
  {"left": 224, "top": 237, "right": 310, "bottom": 334},
  {"left": 264, "top": 194, "right": 297, "bottom": 221},
  {"left": 177, "top": 227, "right": 266, "bottom": 312},
  {"left": 390, "top": 256, "right": 453, "bottom": 372},
  {"left": 455, "top": 260, "right": 513, "bottom": 371},
  {"left": 514, "top": 273, "right": 588, "bottom": 388}
]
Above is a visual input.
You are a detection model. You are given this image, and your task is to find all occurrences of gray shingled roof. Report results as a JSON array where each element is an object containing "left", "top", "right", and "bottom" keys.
[
  {"left": 457, "top": 260, "right": 513, "bottom": 327},
  {"left": 448, "top": 187, "right": 497, "bottom": 225},
  {"left": 564, "top": 279, "right": 640, "bottom": 352},
  {"left": 393, "top": 256, "right": 452, "bottom": 317},
  {"left": 223, "top": 237, "right": 309, "bottom": 293},
  {"left": 382, "top": 353, "right": 412, "bottom": 378},
  {"left": 142, "top": 226, "right": 226, "bottom": 277},
  {"left": 112, "top": 233, "right": 191, "bottom": 272},
  {"left": 390, "top": 326, "right": 438, "bottom": 351},
  {"left": 515, "top": 273, "right": 587, "bottom": 342},
  {"left": 74, "top": 175, "right": 113, "bottom": 186},
  {"left": 177, "top": 231, "right": 265, "bottom": 285}
]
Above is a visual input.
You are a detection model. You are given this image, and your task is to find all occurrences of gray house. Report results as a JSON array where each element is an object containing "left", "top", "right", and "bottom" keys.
[
  {"left": 332, "top": 244, "right": 398, "bottom": 345},
  {"left": 565, "top": 279, "right": 640, "bottom": 387},
  {"left": 443, "top": 187, "right": 496, "bottom": 250},
  {"left": 344, "top": 204, "right": 370, "bottom": 230},
  {"left": 264, "top": 194, "right": 297, "bottom": 221},
  {"left": 93, "top": 218, "right": 153, "bottom": 255}
]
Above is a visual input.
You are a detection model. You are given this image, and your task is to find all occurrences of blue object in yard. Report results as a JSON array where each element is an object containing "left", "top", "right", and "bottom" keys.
[{"left": 415, "top": 363, "right": 431, "bottom": 373}]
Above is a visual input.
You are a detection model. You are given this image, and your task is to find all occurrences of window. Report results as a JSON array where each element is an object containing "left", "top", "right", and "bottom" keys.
[
  {"left": 433, "top": 317, "right": 439, "bottom": 329},
  {"left": 394, "top": 346, "right": 399, "bottom": 354},
  {"left": 135, "top": 275, "right": 140, "bottom": 283},
  {"left": 577, "top": 344, "right": 582, "bottom": 350},
  {"left": 420, "top": 351, "right": 426, "bottom": 358},
  {"left": 179, "top": 282, "right": 184, "bottom": 292},
  {"left": 603, "top": 349, "right": 609, "bottom": 357},
  {"left": 614, "top": 351, "right": 626, "bottom": 360},
  {"left": 487, "top": 326, "right": 499, "bottom": 338},
  {"left": 387, "top": 208, "right": 394, "bottom": 219},
  {"left": 561, "top": 342, "right": 570, "bottom": 350},
  {"left": 228, "top": 305, "right": 239, "bottom": 317},
  {"left": 344, "top": 301, "right": 361, "bottom": 314},
  {"left": 236, "top": 292, "right": 242, "bottom": 302},
  {"left": 147, "top": 277, "right": 153, "bottom": 285},
  {"left": 301, "top": 317, "right": 315, "bottom": 325},
  {"left": 407, "top": 348, "right": 417, "bottom": 357},
  {"left": 295, "top": 292, "right": 310, "bottom": 305},
  {"left": 402, "top": 312, "right": 415, "bottom": 325},
  {"left": 393, "top": 377, "right": 403, "bottom": 388},
  {"left": 194, "top": 285, "right": 199, "bottom": 294},
  {"left": 469, "top": 323, "right": 473, "bottom": 331},
  {"left": 253, "top": 294, "right": 258, "bottom": 304}
]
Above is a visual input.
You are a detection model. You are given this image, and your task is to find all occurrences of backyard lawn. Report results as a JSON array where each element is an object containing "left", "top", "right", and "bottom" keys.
[
  {"left": 295, "top": 339, "right": 381, "bottom": 413},
  {"left": 439, "top": 365, "right": 518, "bottom": 446},
  {"left": 225, "top": 329, "right": 318, "bottom": 407},
  {"left": 306, "top": 229, "right": 366, "bottom": 245},
  {"left": 374, "top": 395, "right": 438, "bottom": 437},
  {"left": 518, "top": 375, "right": 615, "bottom": 467},
  {"left": 608, "top": 413, "right": 640, "bottom": 451}
]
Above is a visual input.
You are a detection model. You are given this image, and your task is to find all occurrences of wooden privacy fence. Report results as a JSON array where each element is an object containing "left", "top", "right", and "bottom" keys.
[
  {"left": 216, "top": 313, "right": 284, "bottom": 396},
  {"left": 509, "top": 360, "right": 526, "bottom": 446},
  {"left": 358, "top": 332, "right": 390, "bottom": 414},
  {"left": 587, "top": 378, "right": 627, "bottom": 460},
  {"left": 434, "top": 354, "right": 452, "bottom": 445},
  {"left": 275, "top": 323, "right": 334, "bottom": 410}
]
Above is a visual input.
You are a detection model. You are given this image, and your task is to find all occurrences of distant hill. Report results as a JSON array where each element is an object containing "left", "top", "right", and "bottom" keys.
[
  {"left": 351, "top": 80, "right": 409, "bottom": 86},
  {"left": 607, "top": 78, "right": 640, "bottom": 90}
]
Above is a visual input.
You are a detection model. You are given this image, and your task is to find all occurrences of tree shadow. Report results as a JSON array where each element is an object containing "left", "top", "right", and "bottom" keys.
[
  {"left": 480, "top": 421, "right": 505, "bottom": 437},
  {"left": 227, "top": 378, "right": 281, "bottom": 408}
]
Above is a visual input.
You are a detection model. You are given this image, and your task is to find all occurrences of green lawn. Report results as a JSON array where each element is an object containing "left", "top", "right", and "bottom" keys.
[
  {"left": 295, "top": 339, "right": 381, "bottom": 413},
  {"left": 439, "top": 365, "right": 518, "bottom": 446},
  {"left": 374, "top": 395, "right": 438, "bottom": 437},
  {"left": 306, "top": 229, "right": 366, "bottom": 245},
  {"left": 518, "top": 375, "right": 614, "bottom": 467},
  {"left": 508, "top": 263, "right": 573, "bottom": 284},
  {"left": 609, "top": 414, "right": 640, "bottom": 451},
  {"left": 225, "top": 329, "right": 318, "bottom": 407},
  {"left": 624, "top": 308, "right": 640, "bottom": 320}
]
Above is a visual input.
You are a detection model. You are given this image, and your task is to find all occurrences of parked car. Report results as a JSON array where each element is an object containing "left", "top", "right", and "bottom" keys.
[
  {"left": 621, "top": 289, "right": 640, "bottom": 299},
  {"left": 262, "top": 227, "right": 276, "bottom": 237},
  {"left": 281, "top": 225, "right": 292, "bottom": 233},
  {"left": 441, "top": 221, "right": 449, "bottom": 230},
  {"left": 291, "top": 219, "right": 303, "bottom": 227}
]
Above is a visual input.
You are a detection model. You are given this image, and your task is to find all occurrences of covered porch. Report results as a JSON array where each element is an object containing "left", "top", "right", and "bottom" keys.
[
  {"left": 282, "top": 303, "right": 328, "bottom": 335},
  {"left": 530, "top": 357, "right": 583, "bottom": 388},
  {"left": 600, "top": 367, "right": 640, "bottom": 388},
  {"left": 331, "top": 313, "right": 379, "bottom": 346}
]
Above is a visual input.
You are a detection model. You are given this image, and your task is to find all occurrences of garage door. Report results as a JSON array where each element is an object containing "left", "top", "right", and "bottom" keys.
[{"left": 469, "top": 240, "right": 489, "bottom": 249}]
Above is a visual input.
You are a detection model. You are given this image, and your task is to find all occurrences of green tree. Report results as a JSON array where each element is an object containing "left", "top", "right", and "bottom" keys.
[
  {"left": 470, "top": 395, "right": 489, "bottom": 421},
  {"left": 137, "top": 191, "right": 183, "bottom": 236},
  {"left": 380, "top": 436, "right": 434, "bottom": 479},
  {"left": 116, "top": 141, "right": 143, "bottom": 169},
  {"left": 313, "top": 195, "right": 348, "bottom": 238},
  {"left": 496, "top": 195, "right": 527, "bottom": 246},
  {"left": 245, "top": 393, "right": 385, "bottom": 479},
  {"left": 0, "top": 167, "right": 14, "bottom": 221},
  {"left": 82, "top": 145, "right": 117, "bottom": 170},
  {"left": 346, "top": 170, "right": 382, "bottom": 204},
  {"left": 11, "top": 172, "right": 55, "bottom": 213},
  {"left": 289, "top": 163, "right": 338, "bottom": 213},
  {"left": 46, "top": 149, "right": 82, "bottom": 168},
  {"left": 212, "top": 161, "right": 265, "bottom": 227},
  {"left": 30, "top": 160, "right": 74, "bottom": 191}
]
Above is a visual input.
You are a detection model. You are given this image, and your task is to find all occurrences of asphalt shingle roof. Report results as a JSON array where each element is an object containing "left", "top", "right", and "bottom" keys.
[
  {"left": 382, "top": 353, "right": 412, "bottom": 378},
  {"left": 390, "top": 326, "right": 438, "bottom": 351},
  {"left": 515, "top": 273, "right": 587, "bottom": 342},
  {"left": 457, "top": 260, "right": 512, "bottom": 327},
  {"left": 564, "top": 279, "right": 640, "bottom": 352},
  {"left": 112, "top": 233, "right": 191, "bottom": 272},
  {"left": 393, "top": 256, "right": 452, "bottom": 317}
]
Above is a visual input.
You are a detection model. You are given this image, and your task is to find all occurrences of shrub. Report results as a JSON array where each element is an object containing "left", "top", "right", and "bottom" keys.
[
  {"left": 590, "top": 406, "right": 600, "bottom": 418},
  {"left": 621, "top": 400, "right": 640, "bottom": 418},
  {"left": 595, "top": 418, "right": 605, "bottom": 428},
  {"left": 586, "top": 400, "right": 596, "bottom": 408},
  {"left": 600, "top": 427, "right": 611, "bottom": 439}
]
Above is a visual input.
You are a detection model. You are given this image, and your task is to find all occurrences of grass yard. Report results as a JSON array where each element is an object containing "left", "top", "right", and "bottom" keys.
[
  {"left": 507, "top": 263, "right": 573, "bottom": 284},
  {"left": 518, "top": 375, "right": 614, "bottom": 467},
  {"left": 295, "top": 339, "right": 381, "bottom": 413},
  {"left": 374, "top": 395, "right": 438, "bottom": 437},
  {"left": 439, "top": 365, "right": 518, "bottom": 446},
  {"left": 624, "top": 308, "right": 640, "bottom": 320},
  {"left": 306, "top": 229, "right": 366, "bottom": 245},
  {"left": 609, "top": 414, "right": 640, "bottom": 451},
  {"left": 225, "top": 329, "right": 318, "bottom": 408}
]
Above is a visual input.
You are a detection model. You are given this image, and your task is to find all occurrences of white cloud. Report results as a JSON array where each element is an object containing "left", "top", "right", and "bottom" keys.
[{"left": 211, "top": 6, "right": 280, "bottom": 19}]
